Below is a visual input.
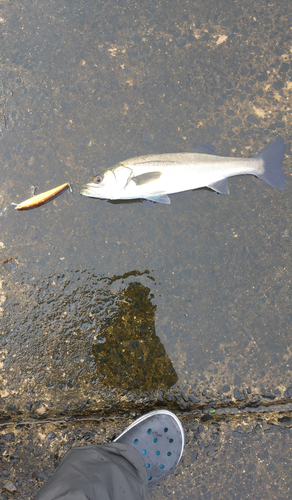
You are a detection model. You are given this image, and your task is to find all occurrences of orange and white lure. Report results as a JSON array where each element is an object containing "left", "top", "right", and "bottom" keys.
[{"left": 13, "top": 182, "right": 71, "bottom": 210}]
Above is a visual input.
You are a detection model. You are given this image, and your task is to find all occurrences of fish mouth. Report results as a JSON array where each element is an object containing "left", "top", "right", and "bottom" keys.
[{"left": 80, "top": 183, "right": 101, "bottom": 198}]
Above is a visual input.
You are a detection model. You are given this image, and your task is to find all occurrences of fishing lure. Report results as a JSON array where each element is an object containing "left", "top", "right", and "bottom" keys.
[{"left": 14, "top": 182, "right": 71, "bottom": 210}]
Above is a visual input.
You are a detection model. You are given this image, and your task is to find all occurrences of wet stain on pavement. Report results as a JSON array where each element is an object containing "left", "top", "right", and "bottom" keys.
[{"left": 92, "top": 281, "right": 177, "bottom": 390}]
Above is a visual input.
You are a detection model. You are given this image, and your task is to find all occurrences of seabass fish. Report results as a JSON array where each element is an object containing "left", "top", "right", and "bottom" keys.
[{"left": 80, "top": 138, "right": 286, "bottom": 204}]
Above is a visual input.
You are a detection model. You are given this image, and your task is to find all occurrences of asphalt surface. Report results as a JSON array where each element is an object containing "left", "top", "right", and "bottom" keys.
[{"left": 0, "top": 0, "right": 292, "bottom": 497}]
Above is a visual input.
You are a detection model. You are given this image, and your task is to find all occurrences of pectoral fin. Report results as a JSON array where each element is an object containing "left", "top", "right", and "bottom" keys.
[
  {"left": 132, "top": 171, "right": 162, "bottom": 185},
  {"left": 208, "top": 179, "right": 230, "bottom": 194},
  {"left": 143, "top": 194, "right": 171, "bottom": 204}
]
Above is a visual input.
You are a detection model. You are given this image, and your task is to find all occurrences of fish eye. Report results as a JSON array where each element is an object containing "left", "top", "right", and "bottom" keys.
[{"left": 94, "top": 175, "right": 103, "bottom": 184}]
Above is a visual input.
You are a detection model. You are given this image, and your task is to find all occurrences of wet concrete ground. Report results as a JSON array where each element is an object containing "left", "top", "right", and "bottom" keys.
[
  {"left": 0, "top": 0, "right": 292, "bottom": 497},
  {"left": 1, "top": 407, "right": 292, "bottom": 499}
]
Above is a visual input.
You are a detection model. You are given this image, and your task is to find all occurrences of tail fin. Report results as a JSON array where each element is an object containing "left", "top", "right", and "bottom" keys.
[{"left": 254, "top": 137, "right": 286, "bottom": 190}]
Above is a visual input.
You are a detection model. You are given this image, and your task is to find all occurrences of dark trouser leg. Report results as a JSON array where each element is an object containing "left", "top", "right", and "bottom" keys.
[{"left": 35, "top": 442, "right": 148, "bottom": 500}]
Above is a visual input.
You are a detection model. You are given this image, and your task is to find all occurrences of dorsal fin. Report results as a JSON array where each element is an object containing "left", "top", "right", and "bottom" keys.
[{"left": 190, "top": 142, "right": 220, "bottom": 155}]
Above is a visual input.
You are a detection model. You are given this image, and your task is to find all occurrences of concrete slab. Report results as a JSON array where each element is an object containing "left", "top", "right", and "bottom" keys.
[
  {"left": 1, "top": 408, "right": 292, "bottom": 498},
  {"left": 0, "top": 0, "right": 292, "bottom": 497}
]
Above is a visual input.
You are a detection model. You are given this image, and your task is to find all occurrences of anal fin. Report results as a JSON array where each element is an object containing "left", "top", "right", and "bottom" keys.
[
  {"left": 208, "top": 178, "right": 230, "bottom": 194},
  {"left": 143, "top": 194, "right": 171, "bottom": 204}
]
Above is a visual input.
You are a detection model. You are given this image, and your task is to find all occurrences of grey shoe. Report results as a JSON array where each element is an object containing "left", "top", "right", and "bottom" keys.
[{"left": 114, "top": 410, "right": 185, "bottom": 486}]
